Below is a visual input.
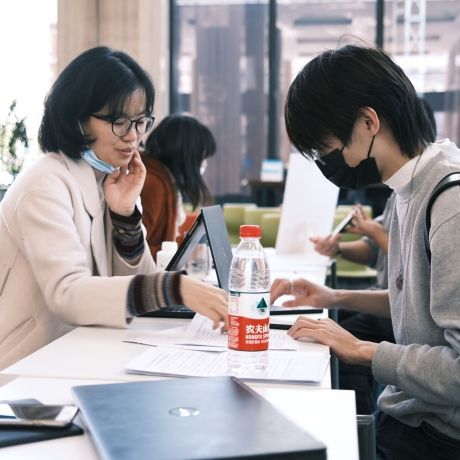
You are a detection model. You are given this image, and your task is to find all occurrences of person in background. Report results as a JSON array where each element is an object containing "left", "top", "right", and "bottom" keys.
[
  {"left": 0, "top": 47, "right": 227, "bottom": 371},
  {"left": 272, "top": 44, "right": 460, "bottom": 458},
  {"left": 141, "top": 114, "right": 216, "bottom": 258},
  {"left": 311, "top": 201, "right": 392, "bottom": 289}
]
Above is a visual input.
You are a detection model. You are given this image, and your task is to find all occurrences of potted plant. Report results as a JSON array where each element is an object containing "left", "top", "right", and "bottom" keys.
[{"left": 0, "top": 100, "right": 29, "bottom": 199}]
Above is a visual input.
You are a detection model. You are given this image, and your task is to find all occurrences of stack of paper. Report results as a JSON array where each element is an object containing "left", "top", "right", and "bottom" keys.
[
  {"left": 125, "top": 347, "right": 330, "bottom": 383},
  {"left": 125, "top": 314, "right": 299, "bottom": 352},
  {"left": 124, "top": 314, "right": 330, "bottom": 383}
]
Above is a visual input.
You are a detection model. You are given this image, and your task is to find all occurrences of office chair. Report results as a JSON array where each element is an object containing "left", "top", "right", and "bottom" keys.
[
  {"left": 333, "top": 207, "right": 377, "bottom": 289},
  {"left": 326, "top": 260, "right": 341, "bottom": 390},
  {"left": 357, "top": 414, "right": 376, "bottom": 460},
  {"left": 243, "top": 206, "right": 280, "bottom": 227},
  {"left": 260, "top": 212, "right": 280, "bottom": 247},
  {"left": 177, "top": 212, "right": 199, "bottom": 246},
  {"left": 223, "top": 203, "right": 257, "bottom": 244}
]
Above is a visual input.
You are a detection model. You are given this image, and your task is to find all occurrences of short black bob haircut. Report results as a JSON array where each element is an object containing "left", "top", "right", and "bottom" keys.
[
  {"left": 285, "top": 45, "right": 434, "bottom": 160},
  {"left": 143, "top": 114, "right": 216, "bottom": 209},
  {"left": 39, "top": 46, "right": 155, "bottom": 158}
]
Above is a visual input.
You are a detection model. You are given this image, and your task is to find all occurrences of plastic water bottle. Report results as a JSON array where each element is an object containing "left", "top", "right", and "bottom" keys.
[
  {"left": 156, "top": 241, "right": 178, "bottom": 271},
  {"left": 228, "top": 225, "right": 270, "bottom": 375}
]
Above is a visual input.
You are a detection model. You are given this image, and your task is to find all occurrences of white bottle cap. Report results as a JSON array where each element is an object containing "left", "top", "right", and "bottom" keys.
[{"left": 161, "top": 241, "right": 178, "bottom": 253}]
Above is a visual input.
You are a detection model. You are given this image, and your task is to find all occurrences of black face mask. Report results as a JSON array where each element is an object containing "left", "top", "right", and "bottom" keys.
[{"left": 314, "top": 136, "right": 380, "bottom": 189}]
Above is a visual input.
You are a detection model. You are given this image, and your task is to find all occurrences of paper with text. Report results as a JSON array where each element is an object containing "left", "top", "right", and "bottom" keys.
[
  {"left": 125, "top": 346, "right": 330, "bottom": 383},
  {"left": 126, "top": 314, "right": 300, "bottom": 351}
]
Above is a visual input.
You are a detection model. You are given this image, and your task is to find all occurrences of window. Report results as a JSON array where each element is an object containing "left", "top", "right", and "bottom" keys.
[
  {"left": 384, "top": 0, "right": 460, "bottom": 141},
  {"left": 171, "top": 1, "right": 269, "bottom": 198},
  {"left": 0, "top": 0, "right": 57, "bottom": 183},
  {"left": 171, "top": 0, "right": 460, "bottom": 199},
  {"left": 277, "top": 0, "right": 378, "bottom": 164}
]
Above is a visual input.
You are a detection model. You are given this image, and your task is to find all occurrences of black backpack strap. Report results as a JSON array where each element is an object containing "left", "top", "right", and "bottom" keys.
[{"left": 424, "top": 172, "right": 460, "bottom": 264}]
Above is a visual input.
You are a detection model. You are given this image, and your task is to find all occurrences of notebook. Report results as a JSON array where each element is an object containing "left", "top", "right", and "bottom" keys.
[
  {"left": 144, "top": 205, "right": 323, "bottom": 319},
  {"left": 72, "top": 376, "right": 326, "bottom": 460}
]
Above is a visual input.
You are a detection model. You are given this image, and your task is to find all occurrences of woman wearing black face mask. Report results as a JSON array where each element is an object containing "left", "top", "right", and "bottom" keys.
[{"left": 271, "top": 45, "right": 460, "bottom": 460}]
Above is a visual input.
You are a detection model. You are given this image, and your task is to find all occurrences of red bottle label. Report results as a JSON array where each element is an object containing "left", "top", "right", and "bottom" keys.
[{"left": 228, "top": 315, "right": 269, "bottom": 351}]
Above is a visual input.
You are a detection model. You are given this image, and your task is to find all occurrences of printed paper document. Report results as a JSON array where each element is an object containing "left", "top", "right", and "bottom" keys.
[
  {"left": 125, "top": 314, "right": 300, "bottom": 351},
  {"left": 125, "top": 347, "right": 330, "bottom": 383}
]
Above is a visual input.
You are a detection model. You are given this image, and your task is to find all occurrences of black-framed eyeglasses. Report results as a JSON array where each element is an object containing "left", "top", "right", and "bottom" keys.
[
  {"left": 91, "top": 114, "right": 155, "bottom": 137},
  {"left": 312, "top": 139, "right": 348, "bottom": 164}
]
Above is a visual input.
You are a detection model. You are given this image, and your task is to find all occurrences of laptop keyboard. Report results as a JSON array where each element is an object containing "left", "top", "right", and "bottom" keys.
[
  {"left": 162, "top": 304, "right": 193, "bottom": 313},
  {"left": 142, "top": 303, "right": 323, "bottom": 318},
  {"left": 142, "top": 304, "right": 194, "bottom": 318}
]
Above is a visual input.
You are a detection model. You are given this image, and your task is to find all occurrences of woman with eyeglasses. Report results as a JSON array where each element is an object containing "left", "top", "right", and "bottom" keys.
[
  {"left": 140, "top": 114, "right": 216, "bottom": 258},
  {"left": 271, "top": 45, "right": 460, "bottom": 459},
  {"left": 0, "top": 46, "right": 228, "bottom": 370}
]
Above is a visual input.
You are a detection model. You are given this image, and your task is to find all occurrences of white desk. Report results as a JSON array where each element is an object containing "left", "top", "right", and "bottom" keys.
[
  {"left": 2, "top": 317, "right": 331, "bottom": 387},
  {"left": 0, "top": 377, "right": 359, "bottom": 460},
  {"left": 266, "top": 248, "right": 329, "bottom": 285},
  {"left": 0, "top": 256, "right": 359, "bottom": 458}
]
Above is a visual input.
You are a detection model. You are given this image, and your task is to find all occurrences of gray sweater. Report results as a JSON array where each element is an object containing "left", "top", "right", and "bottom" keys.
[
  {"left": 372, "top": 140, "right": 460, "bottom": 440},
  {"left": 363, "top": 192, "right": 395, "bottom": 289}
]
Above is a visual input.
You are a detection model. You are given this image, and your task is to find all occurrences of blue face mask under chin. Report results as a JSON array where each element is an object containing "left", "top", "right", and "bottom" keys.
[{"left": 81, "top": 149, "right": 119, "bottom": 174}]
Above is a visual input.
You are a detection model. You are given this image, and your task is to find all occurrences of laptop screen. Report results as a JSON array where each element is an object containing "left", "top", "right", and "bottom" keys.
[
  {"left": 165, "top": 205, "right": 323, "bottom": 318},
  {"left": 166, "top": 205, "right": 233, "bottom": 292}
]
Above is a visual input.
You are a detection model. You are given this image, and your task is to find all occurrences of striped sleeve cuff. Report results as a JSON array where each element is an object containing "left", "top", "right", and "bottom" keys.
[
  {"left": 110, "top": 206, "right": 144, "bottom": 260},
  {"left": 127, "top": 271, "right": 184, "bottom": 316}
]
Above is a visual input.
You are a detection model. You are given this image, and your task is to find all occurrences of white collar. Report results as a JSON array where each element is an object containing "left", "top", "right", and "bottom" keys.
[{"left": 384, "top": 141, "right": 441, "bottom": 193}]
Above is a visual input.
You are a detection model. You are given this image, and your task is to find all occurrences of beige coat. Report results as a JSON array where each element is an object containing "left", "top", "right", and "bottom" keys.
[{"left": 0, "top": 152, "right": 155, "bottom": 370}]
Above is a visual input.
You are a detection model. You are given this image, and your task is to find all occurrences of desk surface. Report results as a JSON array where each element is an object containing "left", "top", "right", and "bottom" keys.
[
  {"left": 2, "top": 317, "right": 331, "bottom": 387},
  {"left": 0, "top": 257, "right": 359, "bottom": 458},
  {"left": 0, "top": 377, "right": 358, "bottom": 460}
]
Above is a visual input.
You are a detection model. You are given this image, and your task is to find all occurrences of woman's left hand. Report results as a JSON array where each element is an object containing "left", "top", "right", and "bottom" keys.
[
  {"left": 288, "top": 316, "right": 377, "bottom": 366},
  {"left": 104, "top": 150, "right": 146, "bottom": 216}
]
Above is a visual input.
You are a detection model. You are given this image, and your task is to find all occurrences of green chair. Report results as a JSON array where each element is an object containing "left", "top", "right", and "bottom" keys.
[
  {"left": 223, "top": 203, "right": 257, "bottom": 245},
  {"left": 333, "top": 206, "right": 377, "bottom": 285},
  {"left": 335, "top": 256, "right": 378, "bottom": 280},
  {"left": 336, "top": 204, "right": 373, "bottom": 220},
  {"left": 243, "top": 206, "right": 280, "bottom": 226},
  {"left": 260, "top": 212, "right": 281, "bottom": 248}
]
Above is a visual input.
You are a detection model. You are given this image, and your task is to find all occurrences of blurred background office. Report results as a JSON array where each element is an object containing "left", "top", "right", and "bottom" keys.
[{"left": 1, "top": 0, "right": 460, "bottom": 213}]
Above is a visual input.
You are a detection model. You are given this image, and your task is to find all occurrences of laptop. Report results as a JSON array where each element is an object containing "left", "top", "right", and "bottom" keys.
[
  {"left": 73, "top": 376, "right": 326, "bottom": 460},
  {"left": 144, "top": 205, "right": 232, "bottom": 318},
  {"left": 144, "top": 205, "right": 323, "bottom": 319}
]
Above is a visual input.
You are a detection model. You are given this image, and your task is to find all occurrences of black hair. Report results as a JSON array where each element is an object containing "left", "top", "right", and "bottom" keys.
[
  {"left": 39, "top": 46, "right": 155, "bottom": 158},
  {"left": 285, "top": 45, "right": 434, "bottom": 160},
  {"left": 420, "top": 98, "right": 437, "bottom": 142},
  {"left": 143, "top": 114, "right": 216, "bottom": 209}
]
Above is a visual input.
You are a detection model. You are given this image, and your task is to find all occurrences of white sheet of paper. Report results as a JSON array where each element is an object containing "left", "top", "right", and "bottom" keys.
[
  {"left": 125, "top": 346, "right": 330, "bottom": 383},
  {"left": 276, "top": 153, "right": 339, "bottom": 258},
  {"left": 125, "top": 314, "right": 299, "bottom": 351}
]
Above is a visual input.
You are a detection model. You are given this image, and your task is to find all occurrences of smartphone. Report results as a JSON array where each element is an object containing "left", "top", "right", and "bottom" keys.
[
  {"left": 0, "top": 403, "right": 78, "bottom": 427},
  {"left": 331, "top": 210, "right": 355, "bottom": 236}
]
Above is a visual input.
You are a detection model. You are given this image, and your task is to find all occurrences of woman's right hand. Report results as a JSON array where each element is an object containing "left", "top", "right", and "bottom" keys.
[
  {"left": 104, "top": 150, "right": 146, "bottom": 217},
  {"left": 180, "top": 275, "right": 228, "bottom": 329},
  {"left": 270, "top": 277, "right": 336, "bottom": 309}
]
